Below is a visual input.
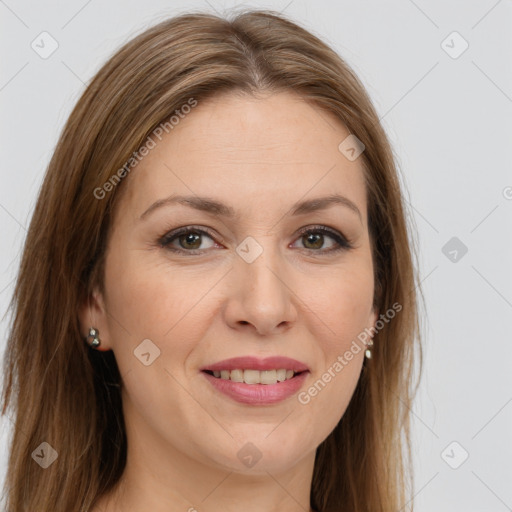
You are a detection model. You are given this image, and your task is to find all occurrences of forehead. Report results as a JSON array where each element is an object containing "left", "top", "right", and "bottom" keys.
[{"left": 117, "top": 90, "right": 368, "bottom": 222}]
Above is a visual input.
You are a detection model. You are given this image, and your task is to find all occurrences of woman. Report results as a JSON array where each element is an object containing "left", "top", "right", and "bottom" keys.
[{"left": 1, "top": 9, "right": 423, "bottom": 512}]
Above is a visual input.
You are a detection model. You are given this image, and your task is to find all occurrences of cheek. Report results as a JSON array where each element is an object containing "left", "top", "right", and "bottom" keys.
[
  {"left": 294, "top": 282, "right": 371, "bottom": 445},
  {"left": 103, "top": 250, "right": 224, "bottom": 385},
  {"left": 104, "top": 249, "right": 205, "bottom": 337},
  {"left": 293, "top": 263, "right": 373, "bottom": 414},
  {"left": 304, "top": 262, "right": 374, "bottom": 346}
]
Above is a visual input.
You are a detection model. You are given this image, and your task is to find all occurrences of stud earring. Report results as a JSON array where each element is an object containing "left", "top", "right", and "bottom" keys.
[
  {"left": 85, "top": 327, "right": 101, "bottom": 349},
  {"left": 364, "top": 338, "right": 374, "bottom": 359}
]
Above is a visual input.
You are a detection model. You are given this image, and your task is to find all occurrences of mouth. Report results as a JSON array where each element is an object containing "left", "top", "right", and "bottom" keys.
[
  {"left": 202, "top": 368, "right": 308, "bottom": 385},
  {"left": 201, "top": 369, "right": 309, "bottom": 405},
  {"left": 199, "top": 355, "right": 310, "bottom": 404}
]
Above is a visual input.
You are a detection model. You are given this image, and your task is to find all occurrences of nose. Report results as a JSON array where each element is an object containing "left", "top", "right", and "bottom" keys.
[{"left": 223, "top": 240, "right": 297, "bottom": 336}]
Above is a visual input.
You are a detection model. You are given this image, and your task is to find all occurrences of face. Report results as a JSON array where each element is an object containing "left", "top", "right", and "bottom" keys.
[{"left": 80, "top": 90, "right": 378, "bottom": 476}]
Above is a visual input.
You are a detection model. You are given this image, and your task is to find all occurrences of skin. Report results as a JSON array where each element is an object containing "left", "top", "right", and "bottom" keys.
[{"left": 80, "top": 90, "right": 378, "bottom": 512}]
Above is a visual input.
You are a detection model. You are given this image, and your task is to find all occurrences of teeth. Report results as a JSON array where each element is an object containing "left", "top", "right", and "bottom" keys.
[
  {"left": 210, "top": 369, "right": 298, "bottom": 384},
  {"left": 244, "top": 369, "right": 261, "bottom": 384},
  {"left": 230, "top": 369, "right": 244, "bottom": 382}
]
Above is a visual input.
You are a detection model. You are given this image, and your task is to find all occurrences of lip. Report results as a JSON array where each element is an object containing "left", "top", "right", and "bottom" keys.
[
  {"left": 202, "top": 370, "right": 309, "bottom": 405},
  {"left": 199, "top": 356, "right": 310, "bottom": 373}
]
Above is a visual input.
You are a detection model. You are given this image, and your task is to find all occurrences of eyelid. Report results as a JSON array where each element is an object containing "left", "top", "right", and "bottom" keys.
[
  {"left": 294, "top": 224, "right": 352, "bottom": 248},
  {"left": 158, "top": 225, "right": 220, "bottom": 249}
]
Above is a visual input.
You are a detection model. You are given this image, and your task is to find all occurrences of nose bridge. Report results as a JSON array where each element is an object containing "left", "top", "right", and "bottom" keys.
[
  {"left": 237, "top": 233, "right": 285, "bottom": 297},
  {"left": 228, "top": 233, "right": 295, "bottom": 333}
]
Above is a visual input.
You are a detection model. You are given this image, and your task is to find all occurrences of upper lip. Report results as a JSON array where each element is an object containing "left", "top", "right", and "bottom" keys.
[{"left": 200, "top": 356, "right": 310, "bottom": 373}]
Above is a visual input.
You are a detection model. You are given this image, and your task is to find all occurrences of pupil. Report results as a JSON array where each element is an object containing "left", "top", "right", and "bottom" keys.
[
  {"left": 305, "top": 233, "right": 322, "bottom": 249},
  {"left": 182, "top": 232, "right": 201, "bottom": 249}
]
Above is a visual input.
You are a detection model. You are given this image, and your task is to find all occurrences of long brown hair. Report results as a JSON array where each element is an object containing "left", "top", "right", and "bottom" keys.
[{"left": 1, "top": 9, "right": 423, "bottom": 511}]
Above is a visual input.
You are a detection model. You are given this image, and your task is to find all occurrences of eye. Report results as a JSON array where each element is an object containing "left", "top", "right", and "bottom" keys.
[
  {"left": 158, "top": 226, "right": 218, "bottom": 254},
  {"left": 291, "top": 225, "right": 352, "bottom": 254}
]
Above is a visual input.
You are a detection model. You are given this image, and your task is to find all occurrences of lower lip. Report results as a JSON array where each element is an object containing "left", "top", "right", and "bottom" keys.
[{"left": 201, "top": 371, "right": 309, "bottom": 405}]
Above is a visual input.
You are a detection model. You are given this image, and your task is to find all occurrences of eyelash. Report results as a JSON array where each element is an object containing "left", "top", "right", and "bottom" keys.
[{"left": 157, "top": 224, "right": 353, "bottom": 255}]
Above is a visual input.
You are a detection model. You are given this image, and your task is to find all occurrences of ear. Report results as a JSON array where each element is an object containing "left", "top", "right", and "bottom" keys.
[{"left": 78, "top": 286, "right": 112, "bottom": 352}]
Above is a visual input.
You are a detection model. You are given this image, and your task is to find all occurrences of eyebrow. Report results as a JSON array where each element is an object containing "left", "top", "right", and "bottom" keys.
[{"left": 139, "top": 193, "right": 362, "bottom": 223}]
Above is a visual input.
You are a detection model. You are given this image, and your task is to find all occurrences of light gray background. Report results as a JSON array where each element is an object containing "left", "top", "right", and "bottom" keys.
[{"left": 1, "top": 1, "right": 511, "bottom": 510}]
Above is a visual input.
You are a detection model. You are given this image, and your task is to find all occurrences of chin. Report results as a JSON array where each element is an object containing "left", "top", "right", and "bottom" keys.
[{"left": 200, "top": 430, "right": 311, "bottom": 475}]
